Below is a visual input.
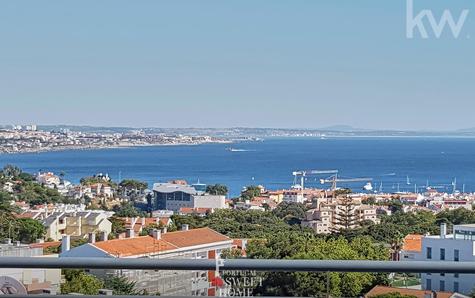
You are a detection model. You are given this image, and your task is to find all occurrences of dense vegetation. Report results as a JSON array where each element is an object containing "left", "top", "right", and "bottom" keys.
[
  {"left": 205, "top": 184, "right": 228, "bottom": 196},
  {"left": 0, "top": 165, "right": 66, "bottom": 205}
]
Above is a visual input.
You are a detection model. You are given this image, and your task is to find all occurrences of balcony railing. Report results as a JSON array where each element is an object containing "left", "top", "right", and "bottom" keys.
[{"left": 1, "top": 257, "right": 474, "bottom": 297}]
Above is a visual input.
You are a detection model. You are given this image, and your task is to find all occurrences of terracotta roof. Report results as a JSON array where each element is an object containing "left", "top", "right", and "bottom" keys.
[
  {"left": 179, "top": 207, "right": 212, "bottom": 215},
  {"left": 16, "top": 211, "right": 40, "bottom": 219},
  {"left": 92, "top": 228, "right": 230, "bottom": 257},
  {"left": 403, "top": 234, "right": 423, "bottom": 252},
  {"left": 162, "top": 227, "right": 231, "bottom": 248},
  {"left": 365, "top": 286, "right": 453, "bottom": 298},
  {"left": 93, "top": 236, "right": 177, "bottom": 257}
]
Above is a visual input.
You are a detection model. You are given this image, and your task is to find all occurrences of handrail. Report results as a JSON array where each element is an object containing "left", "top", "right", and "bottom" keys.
[{"left": 0, "top": 257, "right": 474, "bottom": 273}]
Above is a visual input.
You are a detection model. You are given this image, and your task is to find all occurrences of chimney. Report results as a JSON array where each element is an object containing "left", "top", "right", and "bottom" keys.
[
  {"left": 440, "top": 223, "right": 447, "bottom": 239},
  {"left": 126, "top": 228, "right": 135, "bottom": 238},
  {"left": 88, "top": 232, "right": 96, "bottom": 244},
  {"left": 15, "top": 241, "right": 21, "bottom": 247},
  {"left": 182, "top": 224, "right": 189, "bottom": 231},
  {"left": 141, "top": 217, "right": 146, "bottom": 226},
  {"left": 5, "top": 238, "right": 12, "bottom": 245},
  {"left": 151, "top": 229, "right": 161, "bottom": 240},
  {"left": 99, "top": 231, "right": 109, "bottom": 242},
  {"left": 162, "top": 227, "right": 168, "bottom": 234},
  {"left": 61, "top": 235, "right": 71, "bottom": 253}
]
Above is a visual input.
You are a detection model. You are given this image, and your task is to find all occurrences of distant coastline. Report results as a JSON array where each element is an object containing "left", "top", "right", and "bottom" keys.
[{"left": 0, "top": 139, "right": 233, "bottom": 155}]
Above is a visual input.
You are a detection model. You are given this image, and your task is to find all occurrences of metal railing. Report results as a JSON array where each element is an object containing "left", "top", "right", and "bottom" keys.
[
  {"left": 1, "top": 257, "right": 475, "bottom": 273},
  {"left": 1, "top": 257, "right": 475, "bottom": 297}
]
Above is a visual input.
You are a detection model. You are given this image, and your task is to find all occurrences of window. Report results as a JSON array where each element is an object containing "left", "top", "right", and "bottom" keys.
[
  {"left": 426, "top": 279, "right": 432, "bottom": 290},
  {"left": 454, "top": 273, "right": 459, "bottom": 278},
  {"left": 440, "top": 273, "right": 445, "bottom": 276},
  {"left": 426, "top": 247, "right": 432, "bottom": 259},
  {"left": 440, "top": 280, "right": 445, "bottom": 292},
  {"left": 440, "top": 248, "right": 445, "bottom": 260},
  {"left": 454, "top": 249, "right": 459, "bottom": 262},
  {"left": 454, "top": 282, "right": 459, "bottom": 292}
]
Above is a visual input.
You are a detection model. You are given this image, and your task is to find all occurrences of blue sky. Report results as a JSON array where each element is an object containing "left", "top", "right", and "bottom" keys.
[{"left": 0, "top": 0, "right": 473, "bottom": 130}]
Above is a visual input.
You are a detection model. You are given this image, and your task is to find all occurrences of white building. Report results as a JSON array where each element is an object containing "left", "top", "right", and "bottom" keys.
[
  {"left": 283, "top": 190, "right": 305, "bottom": 204},
  {"left": 405, "top": 224, "right": 475, "bottom": 295},
  {"left": 60, "top": 226, "right": 233, "bottom": 296}
]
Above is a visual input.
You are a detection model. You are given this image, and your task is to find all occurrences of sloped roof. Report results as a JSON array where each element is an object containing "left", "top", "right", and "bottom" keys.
[
  {"left": 161, "top": 227, "right": 231, "bottom": 248},
  {"left": 366, "top": 286, "right": 453, "bottom": 298},
  {"left": 403, "top": 234, "right": 423, "bottom": 252},
  {"left": 93, "top": 236, "right": 177, "bottom": 257},
  {"left": 91, "top": 227, "right": 230, "bottom": 257}
]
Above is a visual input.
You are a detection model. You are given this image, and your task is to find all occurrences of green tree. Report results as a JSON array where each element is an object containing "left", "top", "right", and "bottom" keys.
[
  {"left": 110, "top": 217, "right": 127, "bottom": 236},
  {"left": 16, "top": 218, "right": 46, "bottom": 243},
  {"left": 240, "top": 185, "right": 261, "bottom": 201},
  {"left": 119, "top": 179, "right": 148, "bottom": 191},
  {"left": 206, "top": 184, "right": 228, "bottom": 196},
  {"left": 61, "top": 270, "right": 104, "bottom": 295},
  {"left": 103, "top": 276, "right": 146, "bottom": 295},
  {"left": 112, "top": 202, "right": 145, "bottom": 217}
]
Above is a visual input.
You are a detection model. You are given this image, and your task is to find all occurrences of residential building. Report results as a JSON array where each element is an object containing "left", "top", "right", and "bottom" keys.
[
  {"left": 42, "top": 211, "right": 112, "bottom": 241},
  {"left": 152, "top": 182, "right": 226, "bottom": 212},
  {"left": 283, "top": 190, "right": 305, "bottom": 203},
  {"left": 60, "top": 227, "right": 233, "bottom": 296},
  {"left": 301, "top": 198, "right": 379, "bottom": 234},
  {"left": 0, "top": 240, "right": 61, "bottom": 294},
  {"left": 404, "top": 224, "right": 475, "bottom": 295}
]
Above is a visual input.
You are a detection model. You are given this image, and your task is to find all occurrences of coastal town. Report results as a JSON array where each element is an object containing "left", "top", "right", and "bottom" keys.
[
  {"left": 2, "top": 164, "right": 475, "bottom": 296},
  {"left": 0, "top": 125, "right": 231, "bottom": 154}
]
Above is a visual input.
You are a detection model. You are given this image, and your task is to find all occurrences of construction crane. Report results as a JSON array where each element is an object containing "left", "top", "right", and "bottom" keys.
[
  {"left": 320, "top": 174, "right": 373, "bottom": 191},
  {"left": 292, "top": 169, "right": 338, "bottom": 189}
]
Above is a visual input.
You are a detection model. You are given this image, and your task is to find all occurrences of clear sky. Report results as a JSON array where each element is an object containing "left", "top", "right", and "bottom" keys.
[{"left": 0, "top": 0, "right": 473, "bottom": 130}]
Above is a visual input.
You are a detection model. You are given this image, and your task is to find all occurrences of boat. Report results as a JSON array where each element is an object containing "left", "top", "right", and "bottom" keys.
[
  {"left": 363, "top": 182, "right": 373, "bottom": 191},
  {"left": 226, "top": 147, "right": 246, "bottom": 152}
]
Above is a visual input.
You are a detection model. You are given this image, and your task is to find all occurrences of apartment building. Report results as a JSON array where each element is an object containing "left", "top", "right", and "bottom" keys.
[
  {"left": 42, "top": 211, "right": 112, "bottom": 241},
  {"left": 301, "top": 198, "right": 379, "bottom": 234},
  {"left": 60, "top": 226, "right": 233, "bottom": 296},
  {"left": 404, "top": 224, "right": 475, "bottom": 295}
]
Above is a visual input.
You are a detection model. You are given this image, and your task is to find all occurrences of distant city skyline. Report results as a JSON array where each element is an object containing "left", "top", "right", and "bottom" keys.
[{"left": 0, "top": 0, "right": 473, "bottom": 130}]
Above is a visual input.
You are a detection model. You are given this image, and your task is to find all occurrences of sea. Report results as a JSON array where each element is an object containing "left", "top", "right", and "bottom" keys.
[{"left": 1, "top": 137, "right": 475, "bottom": 196}]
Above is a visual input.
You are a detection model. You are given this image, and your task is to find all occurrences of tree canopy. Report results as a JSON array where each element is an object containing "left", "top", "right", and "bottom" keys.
[{"left": 206, "top": 184, "right": 228, "bottom": 196}]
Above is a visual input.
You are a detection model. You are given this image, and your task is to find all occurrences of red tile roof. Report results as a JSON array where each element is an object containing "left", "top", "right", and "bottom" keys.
[
  {"left": 93, "top": 236, "right": 177, "bottom": 257},
  {"left": 92, "top": 227, "right": 231, "bottom": 257},
  {"left": 403, "top": 234, "right": 423, "bottom": 252},
  {"left": 365, "top": 286, "right": 453, "bottom": 298},
  {"left": 161, "top": 227, "right": 231, "bottom": 248}
]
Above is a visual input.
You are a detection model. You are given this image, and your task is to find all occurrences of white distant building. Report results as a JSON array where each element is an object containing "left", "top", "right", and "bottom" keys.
[
  {"left": 404, "top": 223, "right": 475, "bottom": 295},
  {"left": 36, "top": 172, "right": 61, "bottom": 187},
  {"left": 283, "top": 190, "right": 305, "bottom": 203}
]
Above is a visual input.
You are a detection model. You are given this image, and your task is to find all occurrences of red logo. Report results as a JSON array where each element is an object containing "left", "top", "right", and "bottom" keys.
[{"left": 210, "top": 276, "right": 224, "bottom": 288}]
